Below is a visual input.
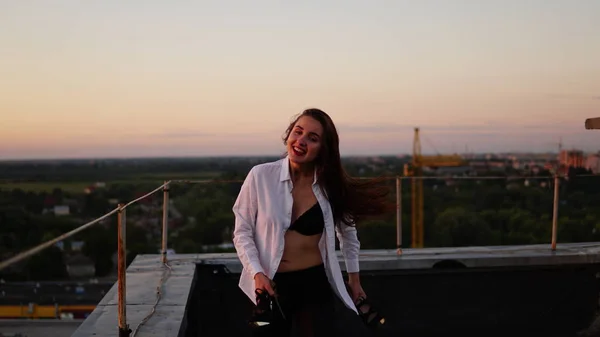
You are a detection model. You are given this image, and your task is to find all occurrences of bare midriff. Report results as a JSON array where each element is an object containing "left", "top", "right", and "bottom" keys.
[{"left": 277, "top": 230, "right": 323, "bottom": 272}]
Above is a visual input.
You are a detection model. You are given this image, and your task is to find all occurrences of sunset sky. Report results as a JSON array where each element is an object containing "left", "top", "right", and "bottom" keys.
[{"left": 1, "top": 0, "right": 599, "bottom": 159}]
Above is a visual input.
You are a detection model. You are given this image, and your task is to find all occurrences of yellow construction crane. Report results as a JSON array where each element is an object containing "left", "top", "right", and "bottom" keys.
[{"left": 404, "top": 127, "right": 467, "bottom": 248}]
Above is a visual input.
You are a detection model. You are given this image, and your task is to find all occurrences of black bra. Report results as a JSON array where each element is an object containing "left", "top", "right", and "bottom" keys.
[{"left": 288, "top": 203, "right": 324, "bottom": 236}]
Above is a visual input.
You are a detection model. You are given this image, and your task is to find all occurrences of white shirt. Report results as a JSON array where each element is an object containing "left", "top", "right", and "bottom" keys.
[{"left": 232, "top": 156, "right": 360, "bottom": 314}]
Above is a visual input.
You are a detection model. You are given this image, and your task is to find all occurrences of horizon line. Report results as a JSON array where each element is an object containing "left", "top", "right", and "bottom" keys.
[{"left": 0, "top": 150, "right": 574, "bottom": 163}]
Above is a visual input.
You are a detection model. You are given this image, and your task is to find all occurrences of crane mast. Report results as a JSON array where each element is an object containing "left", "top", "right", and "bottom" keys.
[
  {"left": 404, "top": 127, "right": 466, "bottom": 248},
  {"left": 412, "top": 128, "right": 424, "bottom": 248}
]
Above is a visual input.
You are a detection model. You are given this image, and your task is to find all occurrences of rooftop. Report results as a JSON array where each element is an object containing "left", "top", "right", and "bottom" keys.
[{"left": 72, "top": 242, "right": 600, "bottom": 337}]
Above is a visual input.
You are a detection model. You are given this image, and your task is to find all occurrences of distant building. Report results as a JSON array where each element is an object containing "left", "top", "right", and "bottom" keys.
[
  {"left": 63, "top": 198, "right": 80, "bottom": 208},
  {"left": 435, "top": 166, "right": 471, "bottom": 175},
  {"left": 53, "top": 205, "right": 70, "bottom": 216},
  {"left": 71, "top": 241, "right": 85, "bottom": 252},
  {"left": 469, "top": 160, "right": 506, "bottom": 174},
  {"left": 55, "top": 240, "right": 84, "bottom": 252},
  {"left": 43, "top": 195, "right": 58, "bottom": 207},
  {"left": 586, "top": 153, "right": 600, "bottom": 174},
  {"left": 559, "top": 149, "right": 585, "bottom": 168},
  {"left": 54, "top": 240, "right": 85, "bottom": 252},
  {"left": 66, "top": 254, "right": 95, "bottom": 279}
]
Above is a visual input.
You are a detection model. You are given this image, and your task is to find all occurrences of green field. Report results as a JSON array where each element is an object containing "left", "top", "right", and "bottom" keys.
[
  {"left": 0, "top": 182, "right": 91, "bottom": 193},
  {"left": 129, "top": 171, "right": 222, "bottom": 181},
  {"left": 0, "top": 171, "right": 224, "bottom": 193}
]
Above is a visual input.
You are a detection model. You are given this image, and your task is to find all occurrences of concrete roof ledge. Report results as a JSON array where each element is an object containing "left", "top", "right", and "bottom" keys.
[
  {"left": 71, "top": 242, "right": 600, "bottom": 336},
  {"left": 71, "top": 254, "right": 198, "bottom": 337}
]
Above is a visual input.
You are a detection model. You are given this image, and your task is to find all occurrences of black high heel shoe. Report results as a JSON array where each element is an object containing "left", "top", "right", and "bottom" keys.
[
  {"left": 355, "top": 296, "right": 385, "bottom": 328},
  {"left": 345, "top": 283, "right": 385, "bottom": 329},
  {"left": 249, "top": 289, "right": 273, "bottom": 327},
  {"left": 248, "top": 287, "right": 286, "bottom": 328}
]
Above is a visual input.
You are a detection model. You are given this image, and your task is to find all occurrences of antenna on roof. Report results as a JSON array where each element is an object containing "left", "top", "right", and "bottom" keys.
[{"left": 558, "top": 137, "right": 562, "bottom": 153}]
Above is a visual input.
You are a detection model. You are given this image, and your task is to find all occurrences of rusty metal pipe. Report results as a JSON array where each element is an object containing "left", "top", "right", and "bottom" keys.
[
  {"left": 396, "top": 176, "right": 402, "bottom": 255},
  {"left": 162, "top": 181, "right": 170, "bottom": 264},
  {"left": 551, "top": 174, "right": 559, "bottom": 251},
  {"left": 117, "top": 204, "right": 130, "bottom": 336}
]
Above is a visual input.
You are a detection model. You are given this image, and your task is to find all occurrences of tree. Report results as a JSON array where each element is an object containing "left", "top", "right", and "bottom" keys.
[
  {"left": 126, "top": 224, "right": 155, "bottom": 265},
  {"left": 82, "top": 226, "right": 116, "bottom": 277},
  {"left": 356, "top": 220, "right": 397, "bottom": 250},
  {"left": 430, "top": 207, "right": 497, "bottom": 247},
  {"left": 25, "top": 245, "right": 68, "bottom": 280}
]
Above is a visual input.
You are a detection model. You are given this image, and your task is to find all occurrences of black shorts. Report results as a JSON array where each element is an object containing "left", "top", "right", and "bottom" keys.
[{"left": 251, "top": 264, "right": 371, "bottom": 337}]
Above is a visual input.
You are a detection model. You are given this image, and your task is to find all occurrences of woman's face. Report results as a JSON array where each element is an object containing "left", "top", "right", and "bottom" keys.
[{"left": 286, "top": 116, "right": 324, "bottom": 165}]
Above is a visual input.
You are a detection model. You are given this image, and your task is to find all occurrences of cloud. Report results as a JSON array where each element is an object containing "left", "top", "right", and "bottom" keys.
[
  {"left": 546, "top": 93, "right": 600, "bottom": 101},
  {"left": 152, "top": 131, "right": 216, "bottom": 139},
  {"left": 148, "top": 126, "right": 284, "bottom": 139},
  {"left": 337, "top": 123, "right": 491, "bottom": 134},
  {"left": 337, "top": 122, "right": 578, "bottom": 136},
  {"left": 149, "top": 130, "right": 269, "bottom": 139}
]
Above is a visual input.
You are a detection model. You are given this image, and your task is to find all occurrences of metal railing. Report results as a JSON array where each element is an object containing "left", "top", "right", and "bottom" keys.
[
  {"left": 0, "top": 180, "right": 172, "bottom": 337},
  {"left": 0, "top": 172, "right": 575, "bottom": 336}
]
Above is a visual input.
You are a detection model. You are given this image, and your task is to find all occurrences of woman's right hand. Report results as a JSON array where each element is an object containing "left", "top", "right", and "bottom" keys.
[{"left": 254, "top": 272, "right": 275, "bottom": 296}]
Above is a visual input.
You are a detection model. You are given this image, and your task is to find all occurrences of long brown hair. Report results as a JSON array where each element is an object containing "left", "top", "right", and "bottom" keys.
[{"left": 282, "top": 108, "right": 394, "bottom": 227}]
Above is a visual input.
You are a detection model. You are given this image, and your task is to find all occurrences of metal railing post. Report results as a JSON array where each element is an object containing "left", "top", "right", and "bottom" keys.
[
  {"left": 396, "top": 176, "right": 402, "bottom": 255},
  {"left": 551, "top": 174, "right": 560, "bottom": 251},
  {"left": 162, "top": 181, "right": 170, "bottom": 264},
  {"left": 117, "top": 203, "right": 130, "bottom": 337}
]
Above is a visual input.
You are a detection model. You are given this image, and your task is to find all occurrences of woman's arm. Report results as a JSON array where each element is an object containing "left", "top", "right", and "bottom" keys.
[
  {"left": 335, "top": 221, "right": 360, "bottom": 273},
  {"left": 336, "top": 222, "right": 367, "bottom": 301},
  {"left": 232, "top": 167, "right": 264, "bottom": 278}
]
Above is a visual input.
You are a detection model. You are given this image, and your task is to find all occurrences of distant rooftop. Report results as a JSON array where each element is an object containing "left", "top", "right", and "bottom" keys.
[{"left": 0, "top": 319, "right": 82, "bottom": 337}]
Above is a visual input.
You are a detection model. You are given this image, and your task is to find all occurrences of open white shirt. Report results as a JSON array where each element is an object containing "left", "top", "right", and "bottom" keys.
[{"left": 232, "top": 156, "right": 360, "bottom": 313}]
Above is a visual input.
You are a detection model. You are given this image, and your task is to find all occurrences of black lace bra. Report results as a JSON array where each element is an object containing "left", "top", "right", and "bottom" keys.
[{"left": 287, "top": 203, "right": 324, "bottom": 236}]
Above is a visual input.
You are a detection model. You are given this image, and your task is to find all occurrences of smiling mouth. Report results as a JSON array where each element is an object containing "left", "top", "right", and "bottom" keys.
[{"left": 292, "top": 146, "right": 306, "bottom": 156}]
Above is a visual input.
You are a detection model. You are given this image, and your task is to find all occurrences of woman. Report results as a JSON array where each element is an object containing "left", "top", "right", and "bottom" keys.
[{"left": 232, "top": 108, "right": 392, "bottom": 336}]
